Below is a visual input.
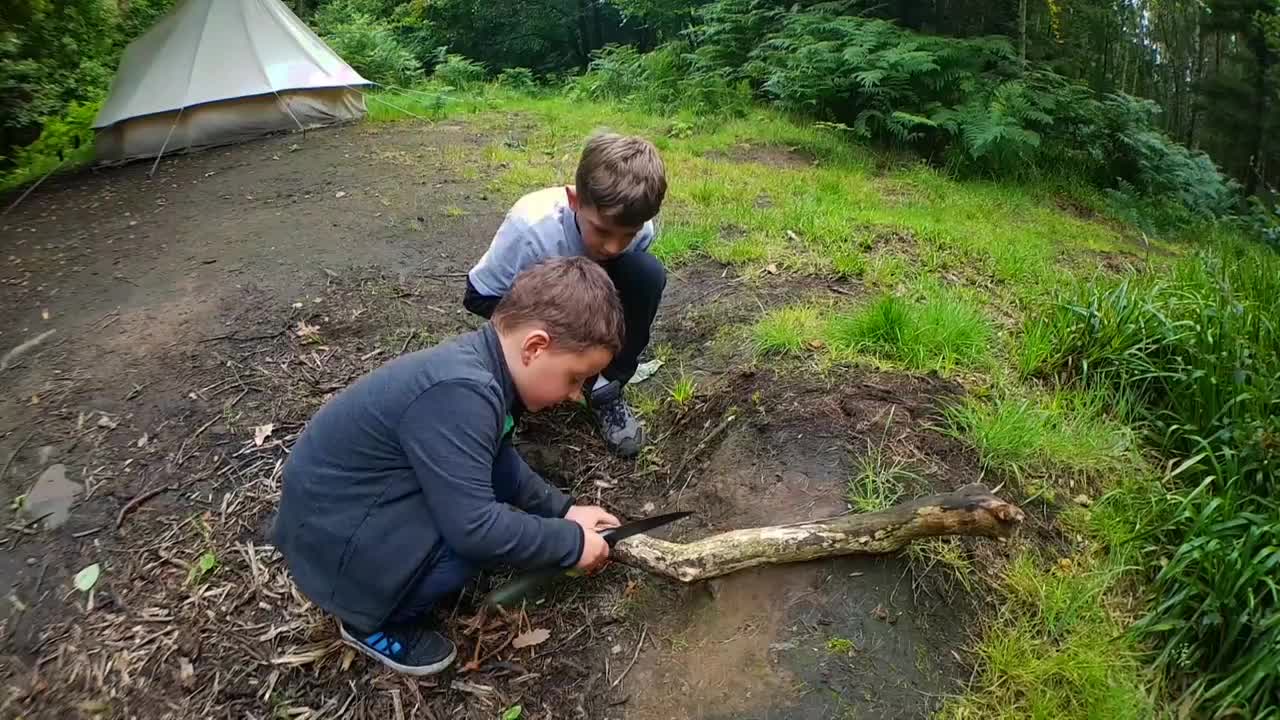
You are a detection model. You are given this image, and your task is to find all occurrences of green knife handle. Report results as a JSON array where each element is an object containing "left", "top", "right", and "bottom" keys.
[{"left": 484, "top": 566, "right": 578, "bottom": 608}]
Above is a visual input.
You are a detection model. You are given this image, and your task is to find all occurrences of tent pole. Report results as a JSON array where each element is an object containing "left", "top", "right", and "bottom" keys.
[
  {"left": 148, "top": 106, "right": 187, "bottom": 178},
  {"left": 273, "top": 89, "right": 308, "bottom": 139},
  {"left": 3, "top": 160, "right": 67, "bottom": 216}
]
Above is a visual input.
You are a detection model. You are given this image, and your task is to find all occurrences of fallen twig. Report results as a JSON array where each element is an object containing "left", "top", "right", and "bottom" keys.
[
  {"left": 197, "top": 331, "right": 283, "bottom": 344},
  {"left": 1, "top": 430, "right": 35, "bottom": 483},
  {"left": 116, "top": 486, "right": 176, "bottom": 529},
  {"left": 609, "top": 625, "right": 646, "bottom": 691},
  {"left": 668, "top": 414, "right": 736, "bottom": 493}
]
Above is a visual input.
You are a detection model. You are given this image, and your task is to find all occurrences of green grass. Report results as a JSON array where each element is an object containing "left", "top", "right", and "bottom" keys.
[
  {"left": 942, "top": 387, "right": 1135, "bottom": 485},
  {"left": 376, "top": 85, "right": 1137, "bottom": 309},
  {"left": 941, "top": 508, "right": 1157, "bottom": 720},
  {"left": 824, "top": 291, "right": 994, "bottom": 373},
  {"left": 846, "top": 442, "right": 915, "bottom": 513},
  {"left": 668, "top": 370, "right": 697, "bottom": 409},
  {"left": 750, "top": 289, "right": 995, "bottom": 374},
  {"left": 752, "top": 305, "right": 823, "bottom": 355}
]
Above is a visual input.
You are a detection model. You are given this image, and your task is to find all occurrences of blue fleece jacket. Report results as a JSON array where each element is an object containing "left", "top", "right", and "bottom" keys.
[{"left": 272, "top": 324, "right": 583, "bottom": 630}]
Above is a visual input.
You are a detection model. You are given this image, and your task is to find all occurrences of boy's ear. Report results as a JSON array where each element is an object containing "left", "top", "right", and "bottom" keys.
[
  {"left": 565, "top": 185, "right": 580, "bottom": 211},
  {"left": 519, "top": 329, "right": 552, "bottom": 364}
]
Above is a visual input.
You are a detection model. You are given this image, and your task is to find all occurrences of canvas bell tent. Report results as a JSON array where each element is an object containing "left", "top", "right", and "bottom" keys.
[{"left": 92, "top": 0, "right": 372, "bottom": 162}]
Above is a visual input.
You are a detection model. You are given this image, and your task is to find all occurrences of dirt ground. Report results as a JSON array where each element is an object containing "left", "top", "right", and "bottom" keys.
[{"left": 0, "top": 119, "right": 1000, "bottom": 719}]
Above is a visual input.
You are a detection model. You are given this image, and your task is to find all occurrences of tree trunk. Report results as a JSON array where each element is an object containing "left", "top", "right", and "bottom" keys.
[
  {"left": 1187, "top": 21, "right": 1205, "bottom": 148},
  {"left": 591, "top": 0, "right": 605, "bottom": 52},
  {"left": 614, "top": 484, "right": 1025, "bottom": 583},
  {"left": 1019, "top": 0, "right": 1028, "bottom": 65},
  {"left": 576, "top": 0, "right": 592, "bottom": 69}
]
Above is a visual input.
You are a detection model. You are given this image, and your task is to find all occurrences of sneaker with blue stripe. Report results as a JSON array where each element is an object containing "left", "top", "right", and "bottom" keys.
[{"left": 339, "top": 620, "right": 457, "bottom": 676}]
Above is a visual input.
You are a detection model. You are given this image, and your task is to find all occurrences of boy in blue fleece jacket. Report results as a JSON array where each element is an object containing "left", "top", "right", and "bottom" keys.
[{"left": 273, "top": 258, "right": 624, "bottom": 676}]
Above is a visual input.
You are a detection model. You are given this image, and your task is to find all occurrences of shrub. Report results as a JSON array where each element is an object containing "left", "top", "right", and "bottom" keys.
[
  {"left": 1, "top": 99, "right": 100, "bottom": 191},
  {"left": 572, "top": 44, "right": 751, "bottom": 118},
  {"left": 314, "top": 2, "right": 422, "bottom": 86},
  {"left": 431, "top": 50, "right": 486, "bottom": 88},
  {"left": 496, "top": 67, "right": 537, "bottom": 92}
]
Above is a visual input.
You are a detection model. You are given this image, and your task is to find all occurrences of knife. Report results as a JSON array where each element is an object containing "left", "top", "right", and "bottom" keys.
[{"left": 484, "top": 511, "right": 692, "bottom": 608}]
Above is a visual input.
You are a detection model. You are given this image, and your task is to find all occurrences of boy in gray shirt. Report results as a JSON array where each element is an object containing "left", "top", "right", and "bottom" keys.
[{"left": 464, "top": 133, "right": 667, "bottom": 457}]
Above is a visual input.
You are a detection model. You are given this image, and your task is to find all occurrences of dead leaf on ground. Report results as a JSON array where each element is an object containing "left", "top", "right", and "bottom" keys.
[
  {"left": 511, "top": 628, "right": 551, "bottom": 649},
  {"left": 765, "top": 263, "right": 779, "bottom": 274},
  {"left": 253, "top": 424, "right": 275, "bottom": 446},
  {"left": 294, "top": 321, "right": 320, "bottom": 339},
  {"left": 177, "top": 656, "right": 195, "bottom": 688}
]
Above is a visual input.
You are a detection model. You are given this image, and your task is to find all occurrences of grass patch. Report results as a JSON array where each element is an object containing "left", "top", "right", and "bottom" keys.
[
  {"left": 942, "top": 387, "right": 1134, "bottom": 486},
  {"left": 940, "top": 489, "right": 1158, "bottom": 720},
  {"left": 824, "top": 291, "right": 994, "bottom": 373},
  {"left": 752, "top": 305, "right": 823, "bottom": 355},
  {"left": 847, "top": 441, "right": 915, "bottom": 513}
]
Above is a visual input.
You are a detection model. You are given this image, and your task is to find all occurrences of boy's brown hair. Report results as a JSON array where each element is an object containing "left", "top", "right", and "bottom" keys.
[
  {"left": 575, "top": 132, "right": 667, "bottom": 227},
  {"left": 492, "top": 257, "right": 625, "bottom": 354}
]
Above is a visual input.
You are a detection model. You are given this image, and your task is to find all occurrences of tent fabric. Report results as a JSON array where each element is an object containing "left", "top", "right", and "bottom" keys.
[
  {"left": 94, "top": 88, "right": 367, "bottom": 162},
  {"left": 93, "top": 0, "right": 371, "bottom": 160}
]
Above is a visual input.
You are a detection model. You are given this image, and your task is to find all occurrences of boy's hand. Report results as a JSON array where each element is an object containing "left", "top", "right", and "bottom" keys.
[
  {"left": 565, "top": 505, "right": 620, "bottom": 532},
  {"left": 575, "top": 529, "right": 610, "bottom": 572}
]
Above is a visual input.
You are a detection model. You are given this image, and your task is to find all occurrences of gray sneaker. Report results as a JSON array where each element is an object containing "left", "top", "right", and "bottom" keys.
[{"left": 589, "top": 380, "right": 646, "bottom": 458}]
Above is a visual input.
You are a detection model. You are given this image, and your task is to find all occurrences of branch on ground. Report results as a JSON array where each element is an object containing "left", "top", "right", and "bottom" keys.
[{"left": 613, "top": 484, "right": 1025, "bottom": 583}]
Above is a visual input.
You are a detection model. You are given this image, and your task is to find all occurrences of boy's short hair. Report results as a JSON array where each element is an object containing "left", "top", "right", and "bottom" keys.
[
  {"left": 492, "top": 257, "right": 624, "bottom": 354},
  {"left": 575, "top": 132, "right": 667, "bottom": 227}
]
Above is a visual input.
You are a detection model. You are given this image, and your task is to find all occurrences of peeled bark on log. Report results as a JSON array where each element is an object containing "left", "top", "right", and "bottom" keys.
[{"left": 613, "top": 484, "right": 1024, "bottom": 583}]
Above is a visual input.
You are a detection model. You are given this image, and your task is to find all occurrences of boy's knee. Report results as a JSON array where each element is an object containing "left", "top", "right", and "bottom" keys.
[{"left": 610, "top": 252, "right": 667, "bottom": 299}]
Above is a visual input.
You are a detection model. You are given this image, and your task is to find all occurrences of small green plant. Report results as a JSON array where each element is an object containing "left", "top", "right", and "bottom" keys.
[
  {"left": 500, "top": 705, "right": 524, "bottom": 720},
  {"left": 626, "top": 385, "right": 662, "bottom": 419},
  {"left": 826, "top": 637, "right": 855, "bottom": 655},
  {"left": 830, "top": 247, "right": 867, "bottom": 278},
  {"left": 669, "top": 371, "right": 697, "bottom": 409},
  {"left": 443, "top": 205, "right": 467, "bottom": 217},
  {"left": 847, "top": 428, "right": 916, "bottom": 513},
  {"left": 187, "top": 551, "right": 218, "bottom": 585},
  {"left": 942, "top": 388, "right": 1133, "bottom": 482},
  {"left": 907, "top": 538, "right": 975, "bottom": 593}
]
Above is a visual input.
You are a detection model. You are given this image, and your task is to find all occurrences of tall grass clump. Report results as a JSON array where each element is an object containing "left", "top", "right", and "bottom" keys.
[
  {"left": 824, "top": 291, "right": 993, "bottom": 373},
  {"left": 1033, "top": 240, "right": 1280, "bottom": 716}
]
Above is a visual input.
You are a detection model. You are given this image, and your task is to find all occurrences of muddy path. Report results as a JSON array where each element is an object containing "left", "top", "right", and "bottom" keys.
[{"left": 1, "top": 119, "right": 994, "bottom": 719}]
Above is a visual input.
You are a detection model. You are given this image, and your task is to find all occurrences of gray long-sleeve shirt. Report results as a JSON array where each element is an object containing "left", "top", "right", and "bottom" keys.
[
  {"left": 272, "top": 324, "right": 582, "bottom": 630},
  {"left": 467, "top": 187, "right": 656, "bottom": 297}
]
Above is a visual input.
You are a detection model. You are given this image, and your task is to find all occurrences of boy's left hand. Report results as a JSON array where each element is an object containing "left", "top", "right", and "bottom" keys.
[{"left": 565, "top": 505, "right": 620, "bottom": 533}]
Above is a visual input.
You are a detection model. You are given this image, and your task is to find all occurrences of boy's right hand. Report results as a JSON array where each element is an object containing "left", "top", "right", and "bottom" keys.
[{"left": 574, "top": 529, "right": 610, "bottom": 572}]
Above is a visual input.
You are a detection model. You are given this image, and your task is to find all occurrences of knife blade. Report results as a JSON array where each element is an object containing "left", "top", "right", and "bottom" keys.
[
  {"left": 600, "top": 511, "right": 693, "bottom": 546},
  {"left": 483, "top": 510, "right": 692, "bottom": 608}
]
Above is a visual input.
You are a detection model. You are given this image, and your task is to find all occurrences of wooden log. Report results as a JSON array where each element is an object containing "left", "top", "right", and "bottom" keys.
[{"left": 612, "top": 484, "right": 1024, "bottom": 583}]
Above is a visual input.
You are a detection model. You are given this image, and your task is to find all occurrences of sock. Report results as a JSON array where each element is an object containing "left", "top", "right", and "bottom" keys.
[{"left": 592, "top": 376, "right": 610, "bottom": 392}]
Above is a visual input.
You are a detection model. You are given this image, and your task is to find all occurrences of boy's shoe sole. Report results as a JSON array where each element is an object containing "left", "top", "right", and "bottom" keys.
[{"left": 339, "top": 623, "right": 457, "bottom": 676}]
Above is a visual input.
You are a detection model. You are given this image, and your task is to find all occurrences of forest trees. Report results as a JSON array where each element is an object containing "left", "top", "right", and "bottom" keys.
[{"left": 1, "top": 0, "right": 1276, "bottom": 205}]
